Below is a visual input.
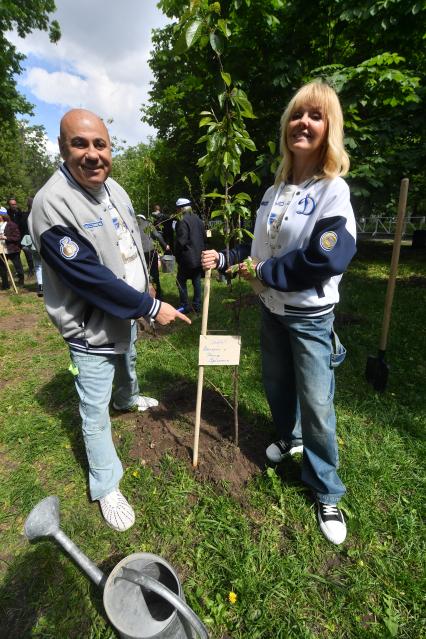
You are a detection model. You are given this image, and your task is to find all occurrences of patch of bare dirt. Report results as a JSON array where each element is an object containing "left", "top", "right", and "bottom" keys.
[
  {"left": 128, "top": 380, "right": 270, "bottom": 497},
  {"left": 0, "top": 309, "right": 39, "bottom": 332}
]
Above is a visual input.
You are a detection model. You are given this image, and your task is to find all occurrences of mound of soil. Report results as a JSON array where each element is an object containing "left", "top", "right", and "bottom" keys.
[{"left": 128, "top": 380, "right": 271, "bottom": 496}]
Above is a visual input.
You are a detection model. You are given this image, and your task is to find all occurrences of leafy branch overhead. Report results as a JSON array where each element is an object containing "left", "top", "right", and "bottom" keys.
[
  {"left": 172, "top": 0, "right": 260, "bottom": 248},
  {"left": 0, "top": 0, "right": 61, "bottom": 122},
  {"left": 150, "top": 0, "right": 425, "bottom": 218}
]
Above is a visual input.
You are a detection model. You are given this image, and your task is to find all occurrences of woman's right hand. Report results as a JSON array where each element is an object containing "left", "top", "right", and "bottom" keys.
[{"left": 201, "top": 249, "right": 219, "bottom": 270}]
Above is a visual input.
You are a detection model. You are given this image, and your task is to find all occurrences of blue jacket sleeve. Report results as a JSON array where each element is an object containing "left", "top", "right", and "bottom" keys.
[
  {"left": 216, "top": 244, "right": 252, "bottom": 270},
  {"left": 40, "top": 224, "right": 159, "bottom": 319},
  {"left": 257, "top": 215, "right": 356, "bottom": 291}
]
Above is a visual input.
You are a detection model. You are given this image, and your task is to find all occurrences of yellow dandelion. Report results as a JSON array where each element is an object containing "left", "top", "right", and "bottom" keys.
[
  {"left": 228, "top": 591, "right": 237, "bottom": 604},
  {"left": 132, "top": 470, "right": 140, "bottom": 478}
]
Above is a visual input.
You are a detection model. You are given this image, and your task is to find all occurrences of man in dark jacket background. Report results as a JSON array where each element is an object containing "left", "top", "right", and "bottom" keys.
[{"left": 174, "top": 198, "right": 206, "bottom": 314}]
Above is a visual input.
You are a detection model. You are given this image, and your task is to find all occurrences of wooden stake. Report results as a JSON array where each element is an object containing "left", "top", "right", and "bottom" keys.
[
  {"left": 233, "top": 365, "right": 239, "bottom": 448},
  {"left": 0, "top": 244, "right": 19, "bottom": 294},
  {"left": 193, "top": 268, "right": 211, "bottom": 467}
]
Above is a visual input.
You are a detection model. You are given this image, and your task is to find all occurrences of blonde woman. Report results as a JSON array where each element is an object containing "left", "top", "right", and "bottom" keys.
[{"left": 202, "top": 81, "right": 356, "bottom": 544}]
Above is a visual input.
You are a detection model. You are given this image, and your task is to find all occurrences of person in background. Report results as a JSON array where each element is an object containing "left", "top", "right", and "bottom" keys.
[
  {"left": 22, "top": 197, "right": 43, "bottom": 296},
  {"left": 175, "top": 198, "right": 206, "bottom": 314},
  {"left": 0, "top": 207, "right": 24, "bottom": 288},
  {"left": 202, "top": 81, "right": 356, "bottom": 545},
  {"left": 29, "top": 108, "right": 190, "bottom": 532},
  {"left": 7, "top": 197, "right": 34, "bottom": 276},
  {"left": 137, "top": 212, "right": 169, "bottom": 300},
  {"left": 151, "top": 203, "right": 163, "bottom": 223},
  {"left": 151, "top": 203, "right": 174, "bottom": 254}
]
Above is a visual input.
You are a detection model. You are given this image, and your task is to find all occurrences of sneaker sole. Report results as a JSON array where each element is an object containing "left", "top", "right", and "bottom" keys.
[{"left": 266, "top": 444, "right": 304, "bottom": 463}]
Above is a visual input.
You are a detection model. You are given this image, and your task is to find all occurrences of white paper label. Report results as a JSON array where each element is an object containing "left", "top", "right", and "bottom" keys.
[{"left": 199, "top": 335, "right": 241, "bottom": 366}]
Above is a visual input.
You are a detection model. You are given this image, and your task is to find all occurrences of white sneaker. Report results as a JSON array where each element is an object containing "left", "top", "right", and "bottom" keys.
[
  {"left": 135, "top": 395, "right": 158, "bottom": 411},
  {"left": 113, "top": 395, "right": 159, "bottom": 412},
  {"left": 99, "top": 489, "right": 135, "bottom": 531},
  {"left": 317, "top": 502, "right": 347, "bottom": 545},
  {"left": 266, "top": 439, "right": 304, "bottom": 463}
]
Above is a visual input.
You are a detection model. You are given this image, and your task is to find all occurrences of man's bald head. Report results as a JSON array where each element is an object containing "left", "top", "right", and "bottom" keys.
[
  {"left": 58, "top": 109, "right": 112, "bottom": 190},
  {"left": 59, "top": 109, "right": 110, "bottom": 144}
]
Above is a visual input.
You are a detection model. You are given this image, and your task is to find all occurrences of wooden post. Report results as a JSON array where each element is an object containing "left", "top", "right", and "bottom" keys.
[{"left": 193, "top": 268, "right": 211, "bottom": 467}]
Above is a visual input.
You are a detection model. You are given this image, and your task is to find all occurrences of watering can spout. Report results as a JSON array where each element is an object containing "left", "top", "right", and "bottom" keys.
[
  {"left": 24, "top": 495, "right": 60, "bottom": 541},
  {"left": 24, "top": 495, "right": 105, "bottom": 588}
]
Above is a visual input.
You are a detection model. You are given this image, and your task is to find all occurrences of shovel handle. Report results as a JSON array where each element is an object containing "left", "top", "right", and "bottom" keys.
[
  {"left": 379, "top": 178, "right": 409, "bottom": 351},
  {"left": 193, "top": 268, "right": 212, "bottom": 467}
]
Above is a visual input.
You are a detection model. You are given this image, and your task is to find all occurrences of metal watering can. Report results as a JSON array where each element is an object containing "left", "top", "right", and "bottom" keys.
[{"left": 24, "top": 496, "right": 209, "bottom": 639}]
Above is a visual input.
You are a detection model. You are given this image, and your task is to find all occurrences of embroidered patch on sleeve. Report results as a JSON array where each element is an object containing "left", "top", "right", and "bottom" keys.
[
  {"left": 60, "top": 236, "right": 79, "bottom": 259},
  {"left": 320, "top": 231, "right": 338, "bottom": 251}
]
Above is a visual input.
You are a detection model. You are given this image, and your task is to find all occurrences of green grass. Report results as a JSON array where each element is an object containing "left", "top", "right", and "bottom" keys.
[{"left": 0, "top": 242, "right": 425, "bottom": 638}]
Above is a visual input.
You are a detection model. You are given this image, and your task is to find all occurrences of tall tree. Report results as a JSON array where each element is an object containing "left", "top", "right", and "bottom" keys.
[
  {"left": 144, "top": 0, "right": 425, "bottom": 217},
  {"left": 0, "top": 0, "right": 60, "bottom": 121},
  {"left": 0, "top": 119, "right": 57, "bottom": 206}
]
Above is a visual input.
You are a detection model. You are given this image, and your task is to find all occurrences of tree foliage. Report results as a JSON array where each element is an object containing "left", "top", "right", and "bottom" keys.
[
  {"left": 0, "top": 119, "right": 57, "bottom": 207},
  {"left": 0, "top": 0, "right": 60, "bottom": 121},
  {"left": 143, "top": 0, "right": 425, "bottom": 217},
  {"left": 112, "top": 138, "right": 181, "bottom": 215}
]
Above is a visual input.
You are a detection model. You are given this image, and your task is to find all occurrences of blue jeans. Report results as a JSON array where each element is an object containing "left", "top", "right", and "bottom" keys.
[
  {"left": 260, "top": 304, "right": 346, "bottom": 504},
  {"left": 32, "top": 251, "right": 43, "bottom": 286},
  {"left": 69, "top": 322, "right": 140, "bottom": 500},
  {"left": 176, "top": 267, "right": 202, "bottom": 312}
]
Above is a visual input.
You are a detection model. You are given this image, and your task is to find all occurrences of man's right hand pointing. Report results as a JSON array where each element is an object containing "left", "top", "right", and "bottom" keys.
[{"left": 154, "top": 302, "right": 192, "bottom": 325}]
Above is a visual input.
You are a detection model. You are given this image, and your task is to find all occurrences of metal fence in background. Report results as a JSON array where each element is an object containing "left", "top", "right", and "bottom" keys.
[{"left": 356, "top": 216, "right": 425, "bottom": 238}]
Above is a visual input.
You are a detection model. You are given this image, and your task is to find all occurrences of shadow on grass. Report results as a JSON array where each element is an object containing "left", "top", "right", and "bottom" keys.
[
  {"left": 0, "top": 543, "right": 110, "bottom": 638},
  {"left": 35, "top": 370, "right": 90, "bottom": 495}
]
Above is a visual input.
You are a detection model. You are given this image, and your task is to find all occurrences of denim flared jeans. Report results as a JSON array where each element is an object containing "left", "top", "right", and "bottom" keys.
[
  {"left": 69, "top": 322, "right": 140, "bottom": 500},
  {"left": 260, "top": 304, "right": 346, "bottom": 504}
]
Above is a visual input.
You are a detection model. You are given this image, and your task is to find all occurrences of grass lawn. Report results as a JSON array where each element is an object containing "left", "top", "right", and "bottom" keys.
[{"left": 0, "top": 241, "right": 424, "bottom": 638}]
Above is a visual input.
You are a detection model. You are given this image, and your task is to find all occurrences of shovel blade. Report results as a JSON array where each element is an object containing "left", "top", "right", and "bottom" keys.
[{"left": 365, "top": 354, "right": 389, "bottom": 392}]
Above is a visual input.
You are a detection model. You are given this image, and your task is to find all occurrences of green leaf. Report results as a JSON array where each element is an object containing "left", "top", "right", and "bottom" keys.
[
  {"left": 267, "top": 140, "right": 276, "bottom": 154},
  {"left": 206, "top": 192, "right": 226, "bottom": 199},
  {"left": 174, "top": 29, "right": 189, "bottom": 54},
  {"left": 221, "top": 71, "right": 232, "bottom": 86},
  {"left": 383, "top": 617, "right": 398, "bottom": 637},
  {"left": 209, "top": 31, "right": 225, "bottom": 54},
  {"left": 217, "top": 18, "right": 232, "bottom": 37},
  {"left": 239, "top": 138, "right": 256, "bottom": 151},
  {"left": 199, "top": 116, "right": 213, "bottom": 127},
  {"left": 234, "top": 192, "right": 251, "bottom": 202},
  {"left": 185, "top": 19, "right": 203, "bottom": 49}
]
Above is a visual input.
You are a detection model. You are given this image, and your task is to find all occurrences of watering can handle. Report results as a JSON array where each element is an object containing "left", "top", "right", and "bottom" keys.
[{"left": 118, "top": 568, "right": 209, "bottom": 639}]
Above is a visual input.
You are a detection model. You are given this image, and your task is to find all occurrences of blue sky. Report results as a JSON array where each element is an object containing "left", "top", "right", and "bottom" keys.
[{"left": 8, "top": 1, "right": 171, "bottom": 153}]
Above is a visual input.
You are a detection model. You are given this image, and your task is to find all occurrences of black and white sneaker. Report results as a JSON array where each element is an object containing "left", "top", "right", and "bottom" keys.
[
  {"left": 317, "top": 502, "right": 347, "bottom": 545},
  {"left": 265, "top": 439, "right": 304, "bottom": 463}
]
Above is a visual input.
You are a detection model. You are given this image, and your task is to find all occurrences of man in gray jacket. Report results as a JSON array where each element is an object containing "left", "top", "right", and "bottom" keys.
[{"left": 29, "top": 109, "right": 190, "bottom": 531}]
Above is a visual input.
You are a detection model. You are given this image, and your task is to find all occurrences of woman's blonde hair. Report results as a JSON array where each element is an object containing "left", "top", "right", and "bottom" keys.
[{"left": 275, "top": 80, "right": 350, "bottom": 184}]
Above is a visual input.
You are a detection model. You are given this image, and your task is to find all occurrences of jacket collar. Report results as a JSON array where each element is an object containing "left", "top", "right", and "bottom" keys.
[{"left": 60, "top": 163, "right": 111, "bottom": 203}]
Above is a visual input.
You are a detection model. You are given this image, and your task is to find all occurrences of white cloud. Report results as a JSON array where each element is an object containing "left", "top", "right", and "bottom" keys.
[
  {"left": 8, "top": 0, "right": 171, "bottom": 146},
  {"left": 45, "top": 137, "right": 59, "bottom": 157}
]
